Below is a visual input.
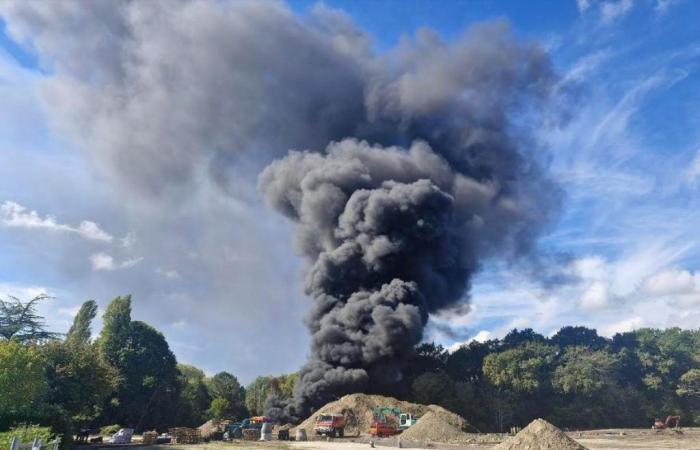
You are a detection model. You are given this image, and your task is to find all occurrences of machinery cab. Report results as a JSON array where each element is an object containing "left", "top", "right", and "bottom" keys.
[{"left": 398, "top": 413, "right": 419, "bottom": 430}]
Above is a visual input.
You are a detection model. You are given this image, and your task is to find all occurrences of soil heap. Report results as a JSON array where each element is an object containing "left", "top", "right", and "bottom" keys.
[
  {"left": 294, "top": 393, "right": 466, "bottom": 437},
  {"left": 400, "top": 411, "right": 468, "bottom": 443},
  {"left": 198, "top": 419, "right": 230, "bottom": 440},
  {"left": 495, "top": 419, "right": 588, "bottom": 450}
]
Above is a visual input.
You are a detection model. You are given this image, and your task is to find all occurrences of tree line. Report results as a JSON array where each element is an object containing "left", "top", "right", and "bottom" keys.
[
  {"left": 0, "top": 295, "right": 251, "bottom": 441},
  {"left": 400, "top": 326, "right": 700, "bottom": 431},
  {"left": 2, "top": 293, "right": 700, "bottom": 440}
]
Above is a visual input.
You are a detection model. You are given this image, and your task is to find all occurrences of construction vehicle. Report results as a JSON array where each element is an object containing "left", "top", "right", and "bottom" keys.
[
  {"left": 652, "top": 415, "right": 681, "bottom": 432},
  {"left": 369, "top": 407, "right": 420, "bottom": 437},
  {"left": 398, "top": 412, "right": 420, "bottom": 430},
  {"left": 314, "top": 413, "right": 346, "bottom": 437},
  {"left": 224, "top": 416, "right": 270, "bottom": 439}
]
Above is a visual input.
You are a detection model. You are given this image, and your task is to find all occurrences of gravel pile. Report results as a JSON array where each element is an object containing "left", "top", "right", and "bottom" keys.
[
  {"left": 400, "top": 411, "right": 468, "bottom": 442},
  {"left": 294, "top": 393, "right": 466, "bottom": 437},
  {"left": 495, "top": 419, "right": 588, "bottom": 450}
]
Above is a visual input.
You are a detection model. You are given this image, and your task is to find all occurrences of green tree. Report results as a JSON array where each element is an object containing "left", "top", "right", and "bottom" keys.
[
  {"left": 275, "top": 373, "right": 298, "bottom": 400},
  {"left": 550, "top": 326, "right": 607, "bottom": 350},
  {"left": 98, "top": 296, "right": 180, "bottom": 430},
  {"left": 0, "top": 294, "right": 59, "bottom": 342},
  {"left": 245, "top": 376, "right": 273, "bottom": 416},
  {"left": 41, "top": 340, "right": 118, "bottom": 442},
  {"left": 411, "top": 372, "right": 455, "bottom": 406},
  {"left": 208, "top": 398, "right": 231, "bottom": 420},
  {"left": 176, "top": 365, "right": 211, "bottom": 426},
  {"left": 677, "top": 368, "right": 700, "bottom": 398},
  {"left": 552, "top": 347, "right": 617, "bottom": 396},
  {"left": 98, "top": 295, "right": 132, "bottom": 365},
  {"left": 207, "top": 371, "right": 247, "bottom": 420},
  {"left": 65, "top": 300, "right": 98, "bottom": 346},
  {"left": 0, "top": 340, "right": 47, "bottom": 427},
  {"left": 483, "top": 341, "right": 557, "bottom": 393}
]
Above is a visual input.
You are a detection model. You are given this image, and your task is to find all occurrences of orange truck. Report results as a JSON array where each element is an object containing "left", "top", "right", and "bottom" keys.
[{"left": 314, "top": 413, "right": 346, "bottom": 437}]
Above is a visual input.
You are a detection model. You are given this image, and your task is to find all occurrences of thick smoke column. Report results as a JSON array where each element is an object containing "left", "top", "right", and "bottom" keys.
[
  {"left": 260, "top": 22, "right": 560, "bottom": 416},
  {"left": 0, "top": 0, "right": 560, "bottom": 419}
]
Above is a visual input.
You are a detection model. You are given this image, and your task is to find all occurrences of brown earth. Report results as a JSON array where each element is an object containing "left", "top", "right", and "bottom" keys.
[
  {"left": 494, "top": 418, "right": 587, "bottom": 450},
  {"left": 199, "top": 420, "right": 231, "bottom": 440},
  {"left": 400, "top": 411, "right": 468, "bottom": 443},
  {"left": 293, "top": 393, "right": 466, "bottom": 437}
]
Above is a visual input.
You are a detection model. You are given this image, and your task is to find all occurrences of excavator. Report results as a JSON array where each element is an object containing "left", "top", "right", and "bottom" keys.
[
  {"left": 368, "top": 407, "right": 420, "bottom": 437},
  {"left": 652, "top": 415, "right": 682, "bottom": 433}
]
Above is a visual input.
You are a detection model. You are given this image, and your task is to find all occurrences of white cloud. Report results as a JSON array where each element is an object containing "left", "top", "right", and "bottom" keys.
[
  {"left": 601, "top": 316, "right": 644, "bottom": 336},
  {"left": 157, "top": 268, "right": 181, "bottom": 280},
  {"left": 600, "top": 0, "right": 633, "bottom": 24},
  {"left": 577, "top": 0, "right": 592, "bottom": 12},
  {"left": 0, "top": 282, "right": 50, "bottom": 299},
  {"left": 580, "top": 281, "right": 612, "bottom": 310},
  {"left": 642, "top": 269, "right": 700, "bottom": 304},
  {"left": 1, "top": 200, "right": 113, "bottom": 242},
  {"left": 654, "top": 0, "right": 677, "bottom": 15},
  {"left": 685, "top": 149, "right": 700, "bottom": 185},
  {"left": 447, "top": 330, "right": 492, "bottom": 352},
  {"left": 90, "top": 252, "right": 142, "bottom": 271}
]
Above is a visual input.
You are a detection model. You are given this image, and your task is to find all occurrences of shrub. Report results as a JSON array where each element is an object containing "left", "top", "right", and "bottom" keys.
[
  {"left": 0, "top": 425, "right": 53, "bottom": 449},
  {"left": 99, "top": 424, "right": 122, "bottom": 436}
]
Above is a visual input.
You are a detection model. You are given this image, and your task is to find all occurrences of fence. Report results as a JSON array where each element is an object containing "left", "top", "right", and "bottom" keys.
[{"left": 9, "top": 436, "right": 60, "bottom": 450}]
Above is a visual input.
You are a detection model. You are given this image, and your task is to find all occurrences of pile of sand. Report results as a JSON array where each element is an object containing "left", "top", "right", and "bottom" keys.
[
  {"left": 495, "top": 419, "right": 588, "bottom": 450},
  {"left": 198, "top": 419, "right": 230, "bottom": 440},
  {"left": 400, "top": 411, "right": 469, "bottom": 442},
  {"left": 294, "top": 393, "right": 466, "bottom": 437}
]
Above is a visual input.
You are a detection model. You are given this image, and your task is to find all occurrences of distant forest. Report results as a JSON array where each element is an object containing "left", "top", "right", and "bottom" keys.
[{"left": 2, "top": 294, "right": 699, "bottom": 443}]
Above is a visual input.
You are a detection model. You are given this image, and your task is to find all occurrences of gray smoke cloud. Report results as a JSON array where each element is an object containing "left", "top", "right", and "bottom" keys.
[
  {"left": 0, "top": 0, "right": 561, "bottom": 414},
  {"left": 258, "top": 19, "right": 560, "bottom": 415}
]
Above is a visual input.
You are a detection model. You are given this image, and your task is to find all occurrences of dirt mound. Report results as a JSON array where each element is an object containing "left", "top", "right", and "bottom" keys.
[
  {"left": 495, "top": 419, "right": 588, "bottom": 450},
  {"left": 400, "top": 411, "right": 469, "bottom": 442},
  {"left": 294, "top": 393, "right": 466, "bottom": 437},
  {"left": 198, "top": 419, "right": 230, "bottom": 440}
]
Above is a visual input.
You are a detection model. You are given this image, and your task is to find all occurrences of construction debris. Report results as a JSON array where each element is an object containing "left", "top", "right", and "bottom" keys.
[
  {"left": 169, "top": 427, "right": 202, "bottom": 444},
  {"left": 141, "top": 431, "right": 157, "bottom": 446},
  {"left": 294, "top": 393, "right": 466, "bottom": 437},
  {"left": 242, "top": 429, "right": 260, "bottom": 441},
  {"left": 494, "top": 419, "right": 588, "bottom": 450}
]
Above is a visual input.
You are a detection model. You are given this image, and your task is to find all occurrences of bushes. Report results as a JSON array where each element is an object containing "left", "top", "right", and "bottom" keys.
[
  {"left": 99, "top": 424, "right": 121, "bottom": 436},
  {"left": 0, "top": 425, "right": 53, "bottom": 449}
]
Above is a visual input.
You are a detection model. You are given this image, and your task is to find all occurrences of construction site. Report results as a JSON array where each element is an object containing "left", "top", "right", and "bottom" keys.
[{"left": 74, "top": 393, "right": 698, "bottom": 450}]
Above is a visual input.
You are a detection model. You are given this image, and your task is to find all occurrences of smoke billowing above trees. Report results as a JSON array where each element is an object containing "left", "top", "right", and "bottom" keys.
[{"left": 0, "top": 1, "right": 562, "bottom": 419}]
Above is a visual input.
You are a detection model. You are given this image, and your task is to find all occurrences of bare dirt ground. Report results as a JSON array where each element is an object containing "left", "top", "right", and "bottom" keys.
[{"left": 131, "top": 428, "right": 700, "bottom": 450}]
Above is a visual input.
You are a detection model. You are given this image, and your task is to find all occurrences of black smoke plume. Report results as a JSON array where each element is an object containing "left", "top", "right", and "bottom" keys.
[
  {"left": 0, "top": 1, "right": 561, "bottom": 421},
  {"left": 259, "top": 22, "right": 560, "bottom": 419}
]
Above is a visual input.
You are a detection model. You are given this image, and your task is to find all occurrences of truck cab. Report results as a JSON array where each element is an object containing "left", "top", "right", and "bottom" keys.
[{"left": 314, "top": 414, "right": 346, "bottom": 437}]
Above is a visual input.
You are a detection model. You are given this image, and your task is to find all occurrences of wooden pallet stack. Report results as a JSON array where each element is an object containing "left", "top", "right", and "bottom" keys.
[
  {"left": 242, "top": 429, "right": 260, "bottom": 441},
  {"left": 142, "top": 431, "right": 158, "bottom": 445},
  {"left": 169, "top": 427, "right": 201, "bottom": 444}
]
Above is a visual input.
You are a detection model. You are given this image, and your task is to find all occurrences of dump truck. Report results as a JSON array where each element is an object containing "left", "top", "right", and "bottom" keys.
[{"left": 314, "top": 413, "right": 346, "bottom": 437}]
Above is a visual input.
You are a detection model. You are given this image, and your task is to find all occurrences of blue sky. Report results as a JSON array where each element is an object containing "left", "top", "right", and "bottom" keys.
[{"left": 0, "top": 0, "right": 699, "bottom": 382}]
